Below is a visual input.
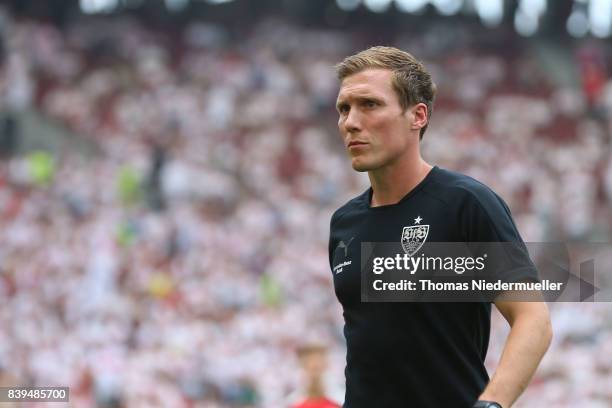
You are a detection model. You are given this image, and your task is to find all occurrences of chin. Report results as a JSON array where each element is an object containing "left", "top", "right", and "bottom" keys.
[{"left": 351, "top": 158, "right": 375, "bottom": 172}]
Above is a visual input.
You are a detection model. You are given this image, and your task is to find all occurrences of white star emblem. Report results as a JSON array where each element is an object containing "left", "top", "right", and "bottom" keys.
[{"left": 414, "top": 216, "right": 423, "bottom": 224}]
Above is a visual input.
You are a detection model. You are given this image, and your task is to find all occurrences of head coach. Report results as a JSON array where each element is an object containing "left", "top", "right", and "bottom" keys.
[{"left": 328, "top": 46, "right": 552, "bottom": 408}]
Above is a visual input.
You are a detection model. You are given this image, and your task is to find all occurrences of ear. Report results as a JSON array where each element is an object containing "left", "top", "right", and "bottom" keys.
[{"left": 410, "top": 103, "right": 428, "bottom": 132}]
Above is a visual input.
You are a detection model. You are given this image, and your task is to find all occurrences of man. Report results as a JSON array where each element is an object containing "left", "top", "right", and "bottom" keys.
[
  {"left": 290, "top": 344, "right": 341, "bottom": 408},
  {"left": 328, "top": 46, "right": 552, "bottom": 408}
]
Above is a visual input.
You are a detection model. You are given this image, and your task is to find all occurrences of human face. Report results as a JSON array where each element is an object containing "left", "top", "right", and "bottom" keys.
[
  {"left": 336, "top": 68, "right": 415, "bottom": 172},
  {"left": 300, "top": 351, "right": 327, "bottom": 378}
]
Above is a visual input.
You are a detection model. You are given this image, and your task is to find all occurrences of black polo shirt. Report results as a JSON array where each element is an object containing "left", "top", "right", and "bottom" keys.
[{"left": 328, "top": 166, "right": 537, "bottom": 408}]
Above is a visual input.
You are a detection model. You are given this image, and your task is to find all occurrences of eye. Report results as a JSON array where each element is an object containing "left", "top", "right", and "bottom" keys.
[
  {"left": 363, "top": 100, "right": 378, "bottom": 108},
  {"left": 338, "top": 104, "right": 350, "bottom": 114}
]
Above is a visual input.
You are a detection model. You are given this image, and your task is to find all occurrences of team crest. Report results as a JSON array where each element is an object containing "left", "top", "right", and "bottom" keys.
[{"left": 401, "top": 217, "right": 429, "bottom": 256}]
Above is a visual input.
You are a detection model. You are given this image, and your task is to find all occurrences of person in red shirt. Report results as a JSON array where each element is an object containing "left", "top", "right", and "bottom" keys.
[
  {"left": 291, "top": 345, "right": 340, "bottom": 408},
  {"left": 293, "top": 397, "right": 340, "bottom": 408}
]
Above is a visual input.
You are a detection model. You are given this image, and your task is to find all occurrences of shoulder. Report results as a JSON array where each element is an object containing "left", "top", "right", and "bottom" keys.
[
  {"left": 426, "top": 167, "right": 508, "bottom": 211},
  {"left": 429, "top": 167, "right": 523, "bottom": 241},
  {"left": 330, "top": 189, "right": 369, "bottom": 227}
]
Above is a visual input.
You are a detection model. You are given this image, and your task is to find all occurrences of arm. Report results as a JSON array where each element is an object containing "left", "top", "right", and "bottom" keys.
[{"left": 478, "top": 300, "right": 552, "bottom": 408}]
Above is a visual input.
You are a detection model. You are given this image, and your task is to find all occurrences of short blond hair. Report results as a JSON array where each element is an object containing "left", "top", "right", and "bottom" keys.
[{"left": 335, "top": 46, "right": 436, "bottom": 140}]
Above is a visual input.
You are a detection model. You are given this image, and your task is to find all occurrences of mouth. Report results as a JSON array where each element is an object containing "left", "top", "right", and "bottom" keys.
[{"left": 347, "top": 141, "right": 368, "bottom": 149}]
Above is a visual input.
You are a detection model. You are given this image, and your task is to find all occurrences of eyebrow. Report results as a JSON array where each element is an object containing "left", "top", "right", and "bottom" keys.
[{"left": 336, "top": 94, "right": 384, "bottom": 110}]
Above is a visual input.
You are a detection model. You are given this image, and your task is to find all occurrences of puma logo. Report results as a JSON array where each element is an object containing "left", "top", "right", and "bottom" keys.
[{"left": 336, "top": 237, "right": 355, "bottom": 258}]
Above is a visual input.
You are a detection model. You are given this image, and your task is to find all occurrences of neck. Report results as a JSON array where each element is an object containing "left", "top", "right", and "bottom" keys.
[
  {"left": 306, "top": 377, "right": 325, "bottom": 398},
  {"left": 368, "top": 153, "right": 432, "bottom": 207}
]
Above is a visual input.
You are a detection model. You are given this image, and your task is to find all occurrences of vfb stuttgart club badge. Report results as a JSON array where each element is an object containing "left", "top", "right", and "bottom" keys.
[{"left": 401, "top": 216, "right": 429, "bottom": 256}]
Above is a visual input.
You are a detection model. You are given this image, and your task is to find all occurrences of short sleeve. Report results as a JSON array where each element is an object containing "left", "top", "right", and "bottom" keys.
[
  {"left": 459, "top": 185, "right": 539, "bottom": 286},
  {"left": 327, "top": 213, "right": 336, "bottom": 269},
  {"left": 328, "top": 210, "right": 339, "bottom": 271}
]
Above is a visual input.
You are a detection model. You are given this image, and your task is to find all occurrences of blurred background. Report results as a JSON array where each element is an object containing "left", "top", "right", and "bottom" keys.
[{"left": 1, "top": 0, "right": 612, "bottom": 407}]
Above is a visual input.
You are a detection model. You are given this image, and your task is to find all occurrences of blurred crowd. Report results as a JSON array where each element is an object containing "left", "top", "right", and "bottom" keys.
[{"left": 1, "top": 7, "right": 612, "bottom": 407}]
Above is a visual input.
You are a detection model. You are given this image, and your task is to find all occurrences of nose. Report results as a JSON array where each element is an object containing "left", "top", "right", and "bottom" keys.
[{"left": 340, "top": 108, "right": 361, "bottom": 134}]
